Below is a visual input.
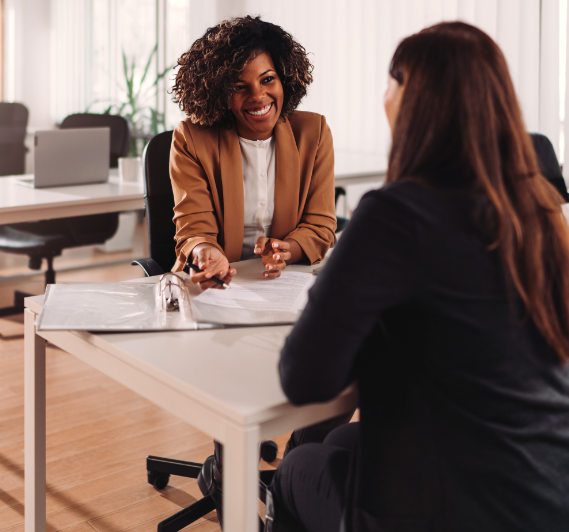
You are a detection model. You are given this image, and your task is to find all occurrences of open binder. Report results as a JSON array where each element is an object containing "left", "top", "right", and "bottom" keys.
[{"left": 37, "top": 260, "right": 315, "bottom": 332}]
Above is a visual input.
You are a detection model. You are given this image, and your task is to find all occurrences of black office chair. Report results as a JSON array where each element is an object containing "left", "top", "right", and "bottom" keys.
[
  {"left": 133, "top": 130, "right": 276, "bottom": 531},
  {"left": 0, "top": 102, "right": 28, "bottom": 175},
  {"left": 0, "top": 114, "right": 129, "bottom": 296},
  {"left": 131, "top": 130, "right": 176, "bottom": 275},
  {"left": 530, "top": 132, "right": 569, "bottom": 201},
  {"left": 335, "top": 186, "right": 349, "bottom": 232}
]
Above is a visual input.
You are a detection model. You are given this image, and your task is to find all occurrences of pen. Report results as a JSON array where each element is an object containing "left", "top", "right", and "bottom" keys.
[{"left": 185, "top": 262, "right": 230, "bottom": 289}]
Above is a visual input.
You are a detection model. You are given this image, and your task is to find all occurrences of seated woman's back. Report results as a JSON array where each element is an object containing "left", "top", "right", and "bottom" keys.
[
  {"left": 342, "top": 180, "right": 569, "bottom": 530},
  {"left": 276, "top": 21, "right": 569, "bottom": 532}
]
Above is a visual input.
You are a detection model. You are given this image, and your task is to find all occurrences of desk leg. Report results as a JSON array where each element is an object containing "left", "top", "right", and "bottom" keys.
[
  {"left": 24, "top": 309, "right": 46, "bottom": 532},
  {"left": 223, "top": 424, "right": 260, "bottom": 532}
]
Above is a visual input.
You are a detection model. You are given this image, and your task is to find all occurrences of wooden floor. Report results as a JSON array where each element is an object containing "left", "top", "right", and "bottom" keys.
[{"left": 0, "top": 249, "right": 289, "bottom": 531}]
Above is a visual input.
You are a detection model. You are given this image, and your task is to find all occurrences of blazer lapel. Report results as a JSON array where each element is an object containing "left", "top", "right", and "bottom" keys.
[
  {"left": 219, "top": 127, "right": 244, "bottom": 262},
  {"left": 272, "top": 118, "right": 300, "bottom": 239}
]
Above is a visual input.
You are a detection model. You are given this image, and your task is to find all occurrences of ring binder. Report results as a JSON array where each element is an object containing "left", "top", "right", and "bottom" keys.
[
  {"left": 158, "top": 272, "right": 190, "bottom": 312},
  {"left": 36, "top": 261, "right": 315, "bottom": 331}
]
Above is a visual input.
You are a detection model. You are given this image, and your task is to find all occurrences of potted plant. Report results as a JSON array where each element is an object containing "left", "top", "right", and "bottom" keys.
[{"left": 88, "top": 45, "right": 173, "bottom": 179}]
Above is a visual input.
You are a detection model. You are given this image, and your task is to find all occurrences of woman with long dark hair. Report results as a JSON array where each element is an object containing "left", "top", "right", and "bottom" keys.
[{"left": 268, "top": 22, "right": 569, "bottom": 532}]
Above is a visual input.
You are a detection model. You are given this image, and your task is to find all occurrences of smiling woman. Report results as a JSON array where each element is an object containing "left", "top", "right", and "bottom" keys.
[
  {"left": 170, "top": 15, "right": 336, "bottom": 283},
  {"left": 168, "top": 15, "right": 345, "bottom": 526}
]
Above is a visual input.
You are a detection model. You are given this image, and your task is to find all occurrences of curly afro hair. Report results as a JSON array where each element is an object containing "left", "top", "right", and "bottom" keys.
[{"left": 172, "top": 16, "right": 313, "bottom": 127}]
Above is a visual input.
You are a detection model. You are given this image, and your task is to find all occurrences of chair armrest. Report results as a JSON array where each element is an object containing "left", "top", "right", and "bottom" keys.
[
  {"left": 336, "top": 216, "right": 349, "bottom": 233},
  {"left": 334, "top": 186, "right": 347, "bottom": 203},
  {"left": 131, "top": 258, "right": 164, "bottom": 277}
]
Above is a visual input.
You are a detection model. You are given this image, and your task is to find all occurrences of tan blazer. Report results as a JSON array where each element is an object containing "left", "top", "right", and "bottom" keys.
[{"left": 169, "top": 111, "right": 337, "bottom": 271}]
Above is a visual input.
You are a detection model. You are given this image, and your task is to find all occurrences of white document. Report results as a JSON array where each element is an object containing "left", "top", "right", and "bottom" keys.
[{"left": 190, "top": 270, "right": 314, "bottom": 325}]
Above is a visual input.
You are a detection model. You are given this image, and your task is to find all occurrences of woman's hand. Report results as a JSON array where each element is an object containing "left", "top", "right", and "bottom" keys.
[
  {"left": 254, "top": 237, "right": 292, "bottom": 279},
  {"left": 190, "top": 244, "right": 236, "bottom": 290}
]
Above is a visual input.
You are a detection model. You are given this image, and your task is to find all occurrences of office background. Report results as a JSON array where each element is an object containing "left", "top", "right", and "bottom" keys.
[
  {"left": 4, "top": 0, "right": 569, "bottom": 209},
  {"left": 1, "top": 2, "right": 569, "bottom": 531}
]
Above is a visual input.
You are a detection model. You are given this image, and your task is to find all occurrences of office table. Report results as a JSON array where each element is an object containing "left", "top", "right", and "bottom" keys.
[
  {"left": 0, "top": 161, "right": 380, "bottom": 225},
  {"left": 0, "top": 171, "right": 145, "bottom": 224},
  {"left": 23, "top": 265, "right": 357, "bottom": 532},
  {"left": 335, "top": 150, "right": 386, "bottom": 187}
]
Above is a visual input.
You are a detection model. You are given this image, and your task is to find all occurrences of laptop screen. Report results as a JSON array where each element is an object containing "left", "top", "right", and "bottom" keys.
[{"left": 33, "top": 128, "right": 110, "bottom": 188}]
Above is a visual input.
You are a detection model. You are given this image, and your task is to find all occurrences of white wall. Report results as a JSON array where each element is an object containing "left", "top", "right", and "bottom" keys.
[
  {"left": 218, "top": 0, "right": 550, "bottom": 208},
  {"left": 230, "top": 0, "right": 545, "bottom": 156},
  {"left": 4, "top": 0, "right": 52, "bottom": 130},
  {"left": 3, "top": 0, "right": 565, "bottom": 185}
]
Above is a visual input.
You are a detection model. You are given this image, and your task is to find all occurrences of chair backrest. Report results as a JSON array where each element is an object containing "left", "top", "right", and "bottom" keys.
[
  {"left": 60, "top": 113, "right": 130, "bottom": 168},
  {"left": 530, "top": 132, "right": 569, "bottom": 202},
  {"left": 0, "top": 102, "right": 29, "bottom": 175},
  {"left": 142, "top": 130, "right": 176, "bottom": 272}
]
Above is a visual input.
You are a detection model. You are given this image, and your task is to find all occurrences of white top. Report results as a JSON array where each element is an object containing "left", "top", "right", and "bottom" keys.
[{"left": 239, "top": 136, "right": 276, "bottom": 259}]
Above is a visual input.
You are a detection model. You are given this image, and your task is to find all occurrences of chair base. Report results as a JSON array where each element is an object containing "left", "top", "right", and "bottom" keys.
[
  {"left": 0, "top": 290, "right": 29, "bottom": 317},
  {"left": 146, "top": 455, "right": 276, "bottom": 531},
  {"left": 157, "top": 495, "right": 215, "bottom": 532},
  {"left": 147, "top": 455, "right": 203, "bottom": 480},
  {"left": 147, "top": 455, "right": 210, "bottom": 531},
  {"left": 0, "top": 253, "right": 56, "bottom": 318}
]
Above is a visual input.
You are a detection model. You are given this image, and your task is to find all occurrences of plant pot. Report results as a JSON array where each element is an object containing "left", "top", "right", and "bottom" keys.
[{"left": 118, "top": 156, "right": 141, "bottom": 182}]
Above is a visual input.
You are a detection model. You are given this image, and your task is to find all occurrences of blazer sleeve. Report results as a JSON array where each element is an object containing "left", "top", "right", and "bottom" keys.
[
  {"left": 279, "top": 188, "right": 421, "bottom": 404},
  {"left": 170, "top": 122, "right": 224, "bottom": 271},
  {"left": 285, "top": 116, "right": 337, "bottom": 264}
]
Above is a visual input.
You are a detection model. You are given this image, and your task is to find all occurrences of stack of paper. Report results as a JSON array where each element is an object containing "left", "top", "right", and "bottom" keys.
[
  {"left": 37, "top": 260, "right": 315, "bottom": 332},
  {"left": 191, "top": 271, "right": 313, "bottom": 325}
]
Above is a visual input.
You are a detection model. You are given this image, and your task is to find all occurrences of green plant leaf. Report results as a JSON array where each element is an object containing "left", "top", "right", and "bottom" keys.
[
  {"left": 127, "top": 57, "right": 136, "bottom": 105},
  {"left": 90, "top": 46, "right": 175, "bottom": 152},
  {"left": 137, "top": 64, "right": 174, "bottom": 102},
  {"left": 121, "top": 50, "right": 130, "bottom": 96},
  {"left": 151, "top": 65, "right": 173, "bottom": 88},
  {"left": 137, "top": 44, "right": 157, "bottom": 98}
]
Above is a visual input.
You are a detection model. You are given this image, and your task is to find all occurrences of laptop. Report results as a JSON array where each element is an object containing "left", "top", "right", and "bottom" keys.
[{"left": 19, "top": 128, "right": 110, "bottom": 188}]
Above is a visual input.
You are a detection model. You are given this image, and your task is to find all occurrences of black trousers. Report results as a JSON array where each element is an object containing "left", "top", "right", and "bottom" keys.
[
  {"left": 269, "top": 422, "right": 359, "bottom": 532},
  {"left": 215, "top": 410, "right": 354, "bottom": 465},
  {"left": 284, "top": 411, "right": 354, "bottom": 455},
  {"left": 210, "top": 412, "right": 355, "bottom": 527}
]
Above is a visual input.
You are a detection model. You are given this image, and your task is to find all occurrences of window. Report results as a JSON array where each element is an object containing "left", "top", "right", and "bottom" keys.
[
  {"left": 51, "top": 0, "right": 219, "bottom": 152},
  {"left": 48, "top": 0, "right": 566, "bottom": 176}
]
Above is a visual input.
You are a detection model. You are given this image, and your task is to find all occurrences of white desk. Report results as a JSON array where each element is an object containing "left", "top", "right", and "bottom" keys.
[
  {"left": 335, "top": 150, "right": 386, "bottom": 187},
  {"left": 24, "top": 264, "right": 357, "bottom": 532},
  {"left": 0, "top": 171, "right": 145, "bottom": 224},
  {"left": 0, "top": 159, "right": 382, "bottom": 224}
]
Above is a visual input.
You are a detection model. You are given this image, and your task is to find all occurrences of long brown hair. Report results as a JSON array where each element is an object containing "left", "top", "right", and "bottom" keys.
[{"left": 387, "top": 22, "right": 569, "bottom": 361}]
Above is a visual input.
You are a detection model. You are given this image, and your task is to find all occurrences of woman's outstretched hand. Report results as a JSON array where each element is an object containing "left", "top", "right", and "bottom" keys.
[
  {"left": 190, "top": 244, "right": 236, "bottom": 289},
  {"left": 254, "top": 237, "right": 292, "bottom": 279}
]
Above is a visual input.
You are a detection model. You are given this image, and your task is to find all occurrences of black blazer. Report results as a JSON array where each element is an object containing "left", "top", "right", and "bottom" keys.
[{"left": 280, "top": 180, "right": 569, "bottom": 532}]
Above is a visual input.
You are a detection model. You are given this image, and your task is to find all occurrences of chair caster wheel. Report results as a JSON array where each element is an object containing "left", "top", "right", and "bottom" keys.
[
  {"left": 148, "top": 470, "right": 170, "bottom": 490},
  {"left": 260, "top": 440, "right": 278, "bottom": 463}
]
